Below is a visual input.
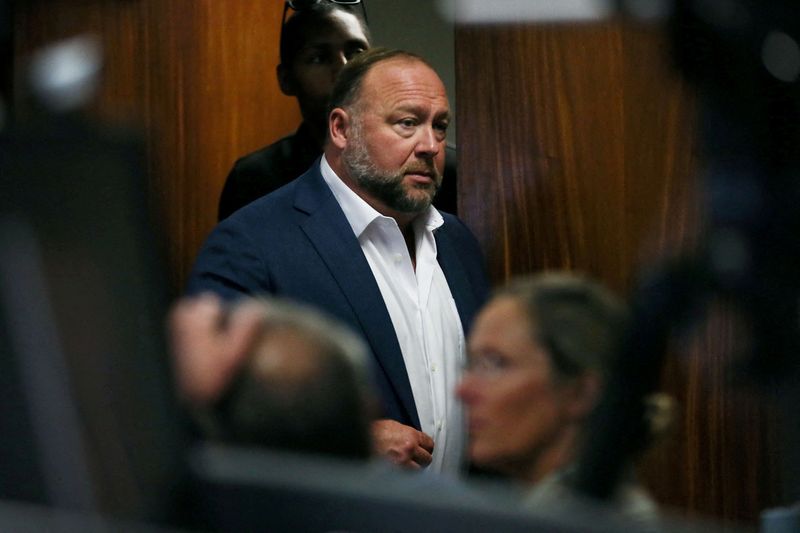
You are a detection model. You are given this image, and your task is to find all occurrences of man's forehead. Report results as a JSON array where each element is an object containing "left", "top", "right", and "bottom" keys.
[
  {"left": 299, "top": 37, "right": 364, "bottom": 52},
  {"left": 360, "top": 58, "right": 449, "bottom": 108},
  {"left": 364, "top": 57, "right": 440, "bottom": 86},
  {"left": 299, "top": 10, "right": 368, "bottom": 46}
]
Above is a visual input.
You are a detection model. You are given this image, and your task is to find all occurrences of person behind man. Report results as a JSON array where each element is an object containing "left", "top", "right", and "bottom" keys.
[
  {"left": 217, "top": 0, "right": 458, "bottom": 221},
  {"left": 170, "top": 294, "right": 374, "bottom": 459},
  {"left": 457, "top": 272, "right": 659, "bottom": 526},
  {"left": 188, "top": 48, "right": 488, "bottom": 476}
]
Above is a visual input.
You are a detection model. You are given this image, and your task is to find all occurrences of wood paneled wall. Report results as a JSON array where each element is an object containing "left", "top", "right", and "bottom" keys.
[
  {"left": 455, "top": 22, "right": 699, "bottom": 291},
  {"left": 455, "top": 21, "right": 781, "bottom": 524},
  {"left": 13, "top": 0, "right": 300, "bottom": 295}
]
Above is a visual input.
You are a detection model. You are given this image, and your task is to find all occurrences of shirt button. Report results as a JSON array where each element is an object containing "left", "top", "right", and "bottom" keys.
[
  {"left": 393, "top": 253, "right": 402, "bottom": 264},
  {"left": 437, "top": 420, "right": 443, "bottom": 430},
  {"left": 431, "top": 364, "right": 437, "bottom": 372}
]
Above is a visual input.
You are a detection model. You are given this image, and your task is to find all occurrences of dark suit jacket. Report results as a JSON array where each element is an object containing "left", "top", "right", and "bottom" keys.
[
  {"left": 189, "top": 162, "right": 488, "bottom": 430},
  {"left": 217, "top": 122, "right": 460, "bottom": 221}
]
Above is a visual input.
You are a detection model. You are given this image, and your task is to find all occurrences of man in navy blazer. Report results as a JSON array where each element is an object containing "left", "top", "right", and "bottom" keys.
[{"left": 188, "top": 48, "right": 488, "bottom": 475}]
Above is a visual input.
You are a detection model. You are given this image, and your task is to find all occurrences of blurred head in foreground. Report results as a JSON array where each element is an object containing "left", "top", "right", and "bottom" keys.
[
  {"left": 170, "top": 295, "right": 374, "bottom": 459},
  {"left": 457, "top": 272, "right": 627, "bottom": 483}
]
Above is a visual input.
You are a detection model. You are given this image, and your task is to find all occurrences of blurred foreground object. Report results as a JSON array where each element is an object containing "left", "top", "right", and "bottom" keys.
[
  {"left": 170, "top": 295, "right": 375, "bottom": 460},
  {"left": 437, "top": 0, "right": 616, "bottom": 24},
  {"left": 0, "top": 33, "right": 185, "bottom": 524},
  {"left": 27, "top": 34, "right": 101, "bottom": 113},
  {"left": 761, "top": 503, "right": 800, "bottom": 533},
  {"left": 170, "top": 295, "right": 265, "bottom": 407},
  {"left": 437, "top": 0, "right": 670, "bottom": 24}
]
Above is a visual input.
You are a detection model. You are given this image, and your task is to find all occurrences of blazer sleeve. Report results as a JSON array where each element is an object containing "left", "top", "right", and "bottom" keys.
[{"left": 185, "top": 215, "right": 272, "bottom": 301}]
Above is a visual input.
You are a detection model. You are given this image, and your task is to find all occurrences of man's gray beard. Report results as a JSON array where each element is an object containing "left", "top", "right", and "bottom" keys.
[{"left": 342, "top": 123, "right": 440, "bottom": 214}]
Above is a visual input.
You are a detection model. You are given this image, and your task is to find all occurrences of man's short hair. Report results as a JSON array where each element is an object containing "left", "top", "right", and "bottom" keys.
[
  {"left": 280, "top": 1, "right": 370, "bottom": 67},
  {"left": 214, "top": 298, "right": 374, "bottom": 459},
  {"left": 328, "top": 47, "right": 430, "bottom": 114},
  {"left": 496, "top": 273, "right": 628, "bottom": 381}
]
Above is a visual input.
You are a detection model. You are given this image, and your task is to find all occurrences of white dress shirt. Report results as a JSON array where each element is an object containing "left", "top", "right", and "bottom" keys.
[{"left": 320, "top": 156, "right": 466, "bottom": 476}]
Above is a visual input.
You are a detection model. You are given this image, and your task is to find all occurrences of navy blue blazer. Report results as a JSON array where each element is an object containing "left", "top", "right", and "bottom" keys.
[{"left": 187, "top": 162, "right": 489, "bottom": 430}]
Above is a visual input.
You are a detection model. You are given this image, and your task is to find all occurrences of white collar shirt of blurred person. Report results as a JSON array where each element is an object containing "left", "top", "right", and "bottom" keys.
[{"left": 320, "top": 155, "right": 466, "bottom": 476}]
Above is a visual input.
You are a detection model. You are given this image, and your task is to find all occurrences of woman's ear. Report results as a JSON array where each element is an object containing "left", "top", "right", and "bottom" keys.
[
  {"left": 277, "top": 64, "right": 295, "bottom": 96},
  {"left": 329, "top": 108, "right": 350, "bottom": 150},
  {"left": 565, "top": 372, "right": 603, "bottom": 421}
]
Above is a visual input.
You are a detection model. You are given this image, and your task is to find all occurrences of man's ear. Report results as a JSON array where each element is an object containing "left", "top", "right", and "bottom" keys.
[
  {"left": 277, "top": 64, "right": 295, "bottom": 96},
  {"left": 329, "top": 108, "right": 350, "bottom": 150}
]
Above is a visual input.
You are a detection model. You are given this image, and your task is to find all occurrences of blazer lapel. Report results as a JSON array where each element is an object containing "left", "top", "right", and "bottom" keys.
[
  {"left": 435, "top": 230, "right": 481, "bottom": 335},
  {"left": 293, "top": 169, "right": 421, "bottom": 429}
]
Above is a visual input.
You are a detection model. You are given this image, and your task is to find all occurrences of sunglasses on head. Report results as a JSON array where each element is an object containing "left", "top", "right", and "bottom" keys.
[
  {"left": 288, "top": 0, "right": 360, "bottom": 8},
  {"left": 283, "top": 0, "right": 368, "bottom": 25}
]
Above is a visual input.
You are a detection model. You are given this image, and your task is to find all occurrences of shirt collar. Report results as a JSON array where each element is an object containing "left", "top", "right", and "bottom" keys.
[{"left": 320, "top": 155, "right": 443, "bottom": 238}]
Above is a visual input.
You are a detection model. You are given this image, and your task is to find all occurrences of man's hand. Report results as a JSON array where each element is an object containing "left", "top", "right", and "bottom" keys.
[
  {"left": 169, "top": 294, "right": 264, "bottom": 406},
  {"left": 371, "top": 419, "right": 434, "bottom": 469}
]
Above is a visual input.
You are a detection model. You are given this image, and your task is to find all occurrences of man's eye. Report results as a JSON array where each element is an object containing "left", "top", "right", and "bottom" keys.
[
  {"left": 399, "top": 118, "right": 416, "bottom": 128},
  {"left": 301, "top": 51, "right": 327, "bottom": 65},
  {"left": 345, "top": 47, "right": 367, "bottom": 60}
]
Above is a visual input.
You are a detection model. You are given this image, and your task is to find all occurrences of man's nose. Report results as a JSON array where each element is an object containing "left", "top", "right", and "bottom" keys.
[
  {"left": 415, "top": 126, "right": 441, "bottom": 157},
  {"left": 331, "top": 51, "right": 349, "bottom": 76}
]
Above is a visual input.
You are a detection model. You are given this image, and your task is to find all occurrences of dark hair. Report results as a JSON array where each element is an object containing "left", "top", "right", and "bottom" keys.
[
  {"left": 496, "top": 273, "right": 628, "bottom": 380},
  {"left": 280, "top": 1, "right": 370, "bottom": 66},
  {"left": 328, "top": 47, "right": 430, "bottom": 114}
]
